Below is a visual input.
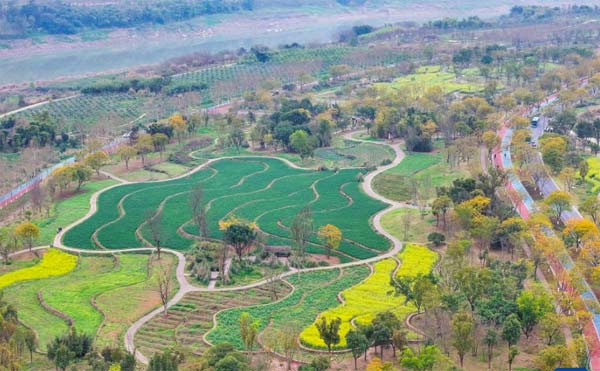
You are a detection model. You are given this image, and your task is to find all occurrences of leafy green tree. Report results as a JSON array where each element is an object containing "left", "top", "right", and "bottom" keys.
[
  {"left": 579, "top": 160, "right": 590, "bottom": 181},
  {"left": 543, "top": 190, "right": 572, "bottom": 224},
  {"left": 148, "top": 351, "right": 179, "bottom": 371},
  {"left": 451, "top": 311, "right": 474, "bottom": 367},
  {"left": 70, "top": 163, "right": 93, "bottom": 190},
  {"left": 24, "top": 328, "right": 37, "bottom": 364},
  {"left": 508, "top": 346, "right": 519, "bottom": 371},
  {"left": 431, "top": 195, "right": 452, "bottom": 228},
  {"left": 315, "top": 316, "right": 341, "bottom": 353},
  {"left": 502, "top": 314, "right": 521, "bottom": 349},
  {"left": 214, "top": 354, "right": 250, "bottom": 371},
  {"left": 580, "top": 195, "right": 600, "bottom": 224},
  {"left": 400, "top": 345, "right": 442, "bottom": 371},
  {"left": 84, "top": 151, "right": 109, "bottom": 176},
  {"left": 392, "top": 273, "right": 436, "bottom": 313},
  {"left": 223, "top": 223, "right": 257, "bottom": 260},
  {"left": 517, "top": 287, "right": 553, "bottom": 338},
  {"left": 290, "top": 130, "right": 314, "bottom": 160},
  {"left": 484, "top": 328, "right": 497, "bottom": 370},
  {"left": 239, "top": 312, "right": 259, "bottom": 351},
  {"left": 346, "top": 329, "right": 369, "bottom": 370}
]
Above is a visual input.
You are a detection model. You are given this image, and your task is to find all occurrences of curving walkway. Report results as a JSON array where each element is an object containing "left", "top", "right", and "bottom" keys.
[{"left": 31, "top": 130, "right": 408, "bottom": 363}]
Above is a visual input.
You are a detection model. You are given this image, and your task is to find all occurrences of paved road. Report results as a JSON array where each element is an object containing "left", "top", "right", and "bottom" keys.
[{"left": 43, "top": 130, "right": 407, "bottom": 363}]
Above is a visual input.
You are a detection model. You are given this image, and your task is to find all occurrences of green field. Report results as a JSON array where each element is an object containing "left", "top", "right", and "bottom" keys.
[
  {"left": 3, "top": 253, "right": 156, "bottom": 350},
  {"left": 374, "top": 65, "right": 484, "bottom": 97},
  {"left": 206, "top": 266, "right": 369, "bottom": 350},
  {"left": 135, "top": 280, "right": 292, "bottom": 357},
  {"left": 35, "top": 179, "right": 117, "bottom": 245},
  {"left": 380, "top": 207, "right": 436, "bottom": 243},
  {"left": 373, "top": 149, "right": 468, "bottom": 202},
  {"left": 63, "top": 157, "right": 389, "bottom": 261}
]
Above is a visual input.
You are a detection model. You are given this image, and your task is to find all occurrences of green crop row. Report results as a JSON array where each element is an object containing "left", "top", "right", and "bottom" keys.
[
  {"left": 206, "top": 266, "right": 368, "bottom": 349},
  {"left": 64, "top": 158, "right": 388, "bottom": 260}
]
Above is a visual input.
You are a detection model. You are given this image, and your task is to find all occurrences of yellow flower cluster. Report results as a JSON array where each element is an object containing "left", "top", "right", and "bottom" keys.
[
  {"left": 300, "top": 244, "right": 437, "bottom": 350},
  {"left": 0, "top": 249, "right": 77, "bottom": 289},
  {"left": 218, "top": 215, "right": 258, "bottom": 231}
]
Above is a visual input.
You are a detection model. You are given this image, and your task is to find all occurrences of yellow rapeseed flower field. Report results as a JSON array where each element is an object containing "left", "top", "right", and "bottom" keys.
[
  {"left": 300, "top": 244, "right": 437, "bottom": 349},
  {"left": 0, "top": 249, "right": 77, "bottom": 289}
]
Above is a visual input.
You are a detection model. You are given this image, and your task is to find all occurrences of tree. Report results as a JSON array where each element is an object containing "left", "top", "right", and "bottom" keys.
[
  {"left": 223, "top": 223, "right": 257, "bottom": 261},
  {"left": 24, "top": 328, "right": 37, "bottom": 364},
  {"left": 168, "top": 113, "right": 187, "bottom": 144},
  {"left": 290, "top": 130, "right": 314, "bottom": 160},
  {"left": 148, "top": 351, "right": 179, "bottom": 371},
  {"left": 431, "top": 195, "right": 452, "bottom": 228},
  {"left": 540, "top": 136, "right": 567, "bottom": 173},
  {"left": 579, "top": 160, "right": 590, "bottom": 181},
  {"left": 228, "top": 122, "right": 245, "bottom": 153},
  {"left": 484, "top": 329, "right": 497, "bottom": 370},
  {"left": 239, "top": 312, "right": 259, "bottom": 352},
  {"left": 117, "top": 145, "right": 137, "bottom": 170},
  {"left": 427, "top": 232, "right": 445, "bottom": 247},
  {"left": 157, "top": 263, "right": 172, "bottom": 317},
  {"left": 14, "top": 221, "right": 39, "bottom": 253},
  {"left": 563, "top": 218, "right": 598, "bottom": 250},
  {"left": 315, "top": 316, "right": 341, "bottom": 353},
  {"left": 482, "top": 131, "right": 500, "bottom": 157},
  {"left": 558, "top": 167, "right": 577, "bottom": 191},
  {"left": 84, "top": 151, "right": 110, "bottom": 176},
  {"left": 508, "top": 346, "right": 519, "bottom": 371},
  {"left": 189, "top": 185, "right": 208, "bottom": 238},
  {"left": 539, "top": 312, "right": 563, "bottom": 345},
  {"left": 400, "top": 345, "right": 442, "bottom": 371},
  {"left": 544, "top": 190, "right": 572, "bottom": 223},
  {"left": 516, "top": 287, "right": 553, "bottom": 338},
  {"left": 317, "top": 224, "right": 342, "bottom": 259},
  {"left": 451, "top": 311, "right": 474, "bottom": 367},
  {"left": 0, "top": 228, "right": 17, "bottom": 264},
  {"left": 146, "top": 209, "right": 163, "bottom": 259},
  {"left": 392, "top": 273, "right": 436, "bottom": 314},
  {"left": 346, "top": 329, "right": 369, "bottom": 370},
  {"left": 70, "top": 163, "right": 93, "bottom": 190},
  {"left": 502, "top": 314, "right": 521, "bottom": 349},
  {"left": 580, "top": 195, "right": 600, "bottom": 224},
  {"left": 135, "top": 134, "right": 154, "bottom": 164},
  {"left": 535, "top": 345, "right": 573, "bottom": 371},
  {"left": 152, "top": 133, "right": 169, "bottom": 158}
]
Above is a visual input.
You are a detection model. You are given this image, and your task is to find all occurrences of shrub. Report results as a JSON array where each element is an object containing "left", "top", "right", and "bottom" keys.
[{"left": 427, "top": 232, "right": 446, "bottom": 246}]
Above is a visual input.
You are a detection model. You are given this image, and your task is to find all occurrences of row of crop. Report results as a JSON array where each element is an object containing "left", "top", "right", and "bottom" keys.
[
  {"left": 299, "top": 244, "right": 438, "bottom": 350},
  {"left": 135, "top": 281, "right": 292, "bottom": 356},
  {"left": 17, "top": 93, "right": 142, "bottom": 129},
  {"left": 205, "top": 266, "right": 369, "bottom": 349},
  {"left": 66, "top": 158, "right": 386, "bottom": 259}
]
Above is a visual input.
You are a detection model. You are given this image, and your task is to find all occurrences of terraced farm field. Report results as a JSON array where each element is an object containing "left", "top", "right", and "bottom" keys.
[
  {"left": 2, "top": 253, "right": 161, "bottom": 350},
  {"left": 135, "top": 280, "right": 292, "bottom": 357},
  {"left": 63, "top": 157, "right": 389, "bottom": 261},
  {"left": 206, "top": 266, "right": 370, "bottom": 350},
  {"left": 300, "top": 244, "right": 437, "bottom": 350}
]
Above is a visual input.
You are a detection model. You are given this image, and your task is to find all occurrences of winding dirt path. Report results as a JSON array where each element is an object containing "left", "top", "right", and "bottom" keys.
[{"left": 39, "top": 130, "right": 406, "bottom": 364}]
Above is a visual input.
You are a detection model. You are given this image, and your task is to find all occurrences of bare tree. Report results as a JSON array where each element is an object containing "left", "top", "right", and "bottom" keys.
[
  {"left": 290, "top": 205, "right": 313, "bottom": 268},
  {"left": 189, "top": 185, "right": 208, "bottom": 238},
  {"left": 146, "top": 209, "right": 163, "bottom": 259},
  {"left": 29, "top": 183, "right": 45, "bottom": 213},
  {"left": 156, "top": 262, "right": 172, "bottom": 317}
]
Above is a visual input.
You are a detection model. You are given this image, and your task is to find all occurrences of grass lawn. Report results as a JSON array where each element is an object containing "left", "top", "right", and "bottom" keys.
[
  {"left": 380, "top": 207, "right": 437, "bottom": 244},
  {"left": 373, "top": 149, "right": 469, "bottom": 202},
  {"left": 35, "top": 179, "right": 117, "bottom": 245}
]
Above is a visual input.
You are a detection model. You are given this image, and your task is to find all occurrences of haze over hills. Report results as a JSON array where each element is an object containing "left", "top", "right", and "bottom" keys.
[{"left": 0, "top": 0, "right": 582, "bottom": 85}]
